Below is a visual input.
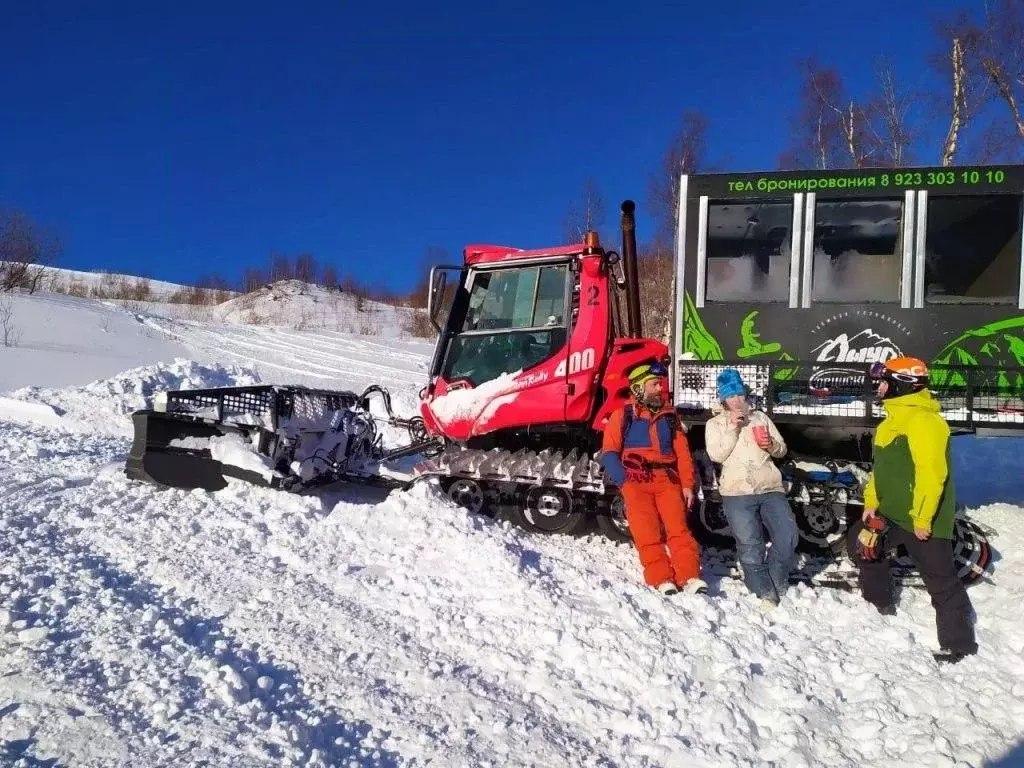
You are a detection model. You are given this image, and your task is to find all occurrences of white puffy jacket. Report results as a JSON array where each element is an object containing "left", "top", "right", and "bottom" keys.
[{"left": 704, "top": 402, "right": 788, "bottom": 497}]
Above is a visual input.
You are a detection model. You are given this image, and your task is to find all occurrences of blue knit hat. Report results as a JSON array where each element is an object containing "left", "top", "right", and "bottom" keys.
[{"left": 717, "top": 368, "right": 746, "bottom": 400}]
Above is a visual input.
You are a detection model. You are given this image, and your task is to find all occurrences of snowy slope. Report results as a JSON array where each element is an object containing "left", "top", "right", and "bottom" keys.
[
  {"left": 1, "top": 290, "right": 1024, "bottom": 766},
  {"left": 0, "top": 292, "right": 190, "bottom": 392},
  {"left": 36, "top": 265, "right": 224, "bottom": 301}
]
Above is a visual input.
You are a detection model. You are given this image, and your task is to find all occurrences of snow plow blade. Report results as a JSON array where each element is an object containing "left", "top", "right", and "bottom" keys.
[
  {"left": 123, "top": 383, "right": 432, "bottom": 493},
  {"left": 125, "top": 410, "right": 276, "bottom": 491}
]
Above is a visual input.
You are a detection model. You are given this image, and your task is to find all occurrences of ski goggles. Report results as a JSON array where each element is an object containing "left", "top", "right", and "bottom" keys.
[
  {"left": 629, "top": 361, "right": 668, "bottom": 383},
  {"left": 868, "top": 362, "right": 924, "bottom": 385},
  {"left": 647, "top": 362, "right": 668, "bottom": 378}
]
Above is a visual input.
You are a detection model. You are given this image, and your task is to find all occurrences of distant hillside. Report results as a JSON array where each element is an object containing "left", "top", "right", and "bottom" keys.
[
  {"left": 18, "top": 266, "right": 435, "bottom": 338},
  {"left": 38, "top": 265, "right": 238, "bottom": 304},
  {"left": 212, "top": 279, "right": 430, "bottom": 337}
]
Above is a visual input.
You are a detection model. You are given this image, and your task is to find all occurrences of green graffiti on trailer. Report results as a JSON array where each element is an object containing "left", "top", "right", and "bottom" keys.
[
  {"left": 683, "top": 291, "right": 723, "bottom": 360},
  {"left": 736, "top": 310, "right": 798, "bottom": 381},
  {"left": 737, "top": 311, "right": 781, "bottom": 356},
  {"left": 931, "top": 315, "right": 1024, "bottom": 392}
]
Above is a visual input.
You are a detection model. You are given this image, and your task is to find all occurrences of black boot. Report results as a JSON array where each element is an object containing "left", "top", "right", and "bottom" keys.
[{"left": 933, "top": 647, "right": 976, "bottom": 664}]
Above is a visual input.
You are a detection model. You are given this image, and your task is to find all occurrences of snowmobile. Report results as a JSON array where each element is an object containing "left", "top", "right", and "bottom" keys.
[{"left": 125, "top": 163, "right": 1024, "bottom": 589}]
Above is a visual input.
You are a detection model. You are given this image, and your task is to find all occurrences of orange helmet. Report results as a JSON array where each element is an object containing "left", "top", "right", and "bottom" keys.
[{"left": 869, "top": 357, "right": 929, "bottom": 399}]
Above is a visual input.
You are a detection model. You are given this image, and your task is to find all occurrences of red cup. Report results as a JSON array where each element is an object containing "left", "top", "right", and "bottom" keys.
[{"left": 752, "top": 425, "right": 768, "bottom": 444}]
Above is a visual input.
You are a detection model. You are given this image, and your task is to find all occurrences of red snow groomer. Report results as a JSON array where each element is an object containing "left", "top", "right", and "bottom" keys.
[{"left": 126, "top": 202, "right": 668, "bottom": 542}]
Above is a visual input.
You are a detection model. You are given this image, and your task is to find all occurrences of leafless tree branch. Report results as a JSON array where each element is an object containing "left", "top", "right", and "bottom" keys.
[
  {"left": 563, "top": 177, "right": 606, "bottom": 244},
  {"left": 0, "top": 294, "right": 19, "bottom": 347},
  {"left": 0, "top": 210, "right": 62, "bottom": 294}
]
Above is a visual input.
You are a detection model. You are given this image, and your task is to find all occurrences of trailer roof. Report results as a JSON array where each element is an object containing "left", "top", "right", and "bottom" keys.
[{"left": 685, "top": 163, "right": 1024, "bottom": 200}]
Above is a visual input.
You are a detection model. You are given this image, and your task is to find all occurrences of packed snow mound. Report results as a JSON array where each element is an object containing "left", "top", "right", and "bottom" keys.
[
  {"left": 3, "top": 359, "right": 262, "bottom": 436},
  {"left": 212, "top": 280, "right": 416, "bottom": 337}
]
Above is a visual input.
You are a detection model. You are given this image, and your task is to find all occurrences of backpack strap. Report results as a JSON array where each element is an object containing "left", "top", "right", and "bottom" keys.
[
  {"left": 658, "top": 409, "right": 682, "bottom": 434},
  {"left": 620, "top": 403, "right": 635, "bottom": 446}
]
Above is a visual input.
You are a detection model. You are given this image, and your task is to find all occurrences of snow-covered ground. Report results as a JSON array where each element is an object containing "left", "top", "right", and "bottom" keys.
[
  {"left": 0, "top": 292, "right": 191, "bottom": 392},
  {"left": 1, "top": 287, "right": 1024, "bottom": 766}
]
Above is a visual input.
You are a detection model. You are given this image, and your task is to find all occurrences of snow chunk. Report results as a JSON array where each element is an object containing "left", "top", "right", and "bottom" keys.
[
  {"left": 168, "top": 436, "right": 211, "bottom": 450},
  {"left": 208, "top": 433, "right": 279, "bottom": 483},
  {"left": 0, "top": 396, "right": 64, "bottom": 428},
  {"left": 428, "top": 371, "right": 521, "bottom": 426},
  {"left": 17, "top": 626, "right": 50, "bottom": 646}
]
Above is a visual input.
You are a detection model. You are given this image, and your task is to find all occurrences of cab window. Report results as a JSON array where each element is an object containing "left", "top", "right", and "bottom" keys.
[{"left": 445, "top": 264, "right": 569, "bottom": 385}]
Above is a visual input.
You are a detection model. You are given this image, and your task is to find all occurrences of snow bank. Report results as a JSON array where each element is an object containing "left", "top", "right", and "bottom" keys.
[
  {"left": 3, "top": 285, "right": 435, "bottom": 400},
  {"left": 3, "top": 409, "right": 1024, "bottom": 766},
  {"left": 0, "top": 291, "right": 190, "bottom": 392},
  {"left": 0, "top": 396, "right": 64, "bottom": 428},
  {"left": 3, "top": 359, "right": 262, "bottom": 436}
]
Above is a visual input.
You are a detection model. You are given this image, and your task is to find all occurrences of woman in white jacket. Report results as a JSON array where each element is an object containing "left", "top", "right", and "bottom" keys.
[{"left": 704, "top": 368, "right": 798, "bottom": 606}]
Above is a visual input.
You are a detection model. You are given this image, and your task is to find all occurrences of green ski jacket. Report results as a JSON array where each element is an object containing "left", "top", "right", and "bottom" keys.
[{"left": 862, "top": 389, "right": 957, "bottom": 539}]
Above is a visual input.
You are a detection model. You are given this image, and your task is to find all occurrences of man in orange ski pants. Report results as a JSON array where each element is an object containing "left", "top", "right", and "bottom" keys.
[{"left": 601, "top": 361, "right": 707, "bottom": 595}]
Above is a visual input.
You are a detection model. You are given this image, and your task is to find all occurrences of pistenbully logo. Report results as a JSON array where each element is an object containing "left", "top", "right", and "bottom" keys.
[{"left": 809, "top": 313, "right": 908, "bottom": 390}]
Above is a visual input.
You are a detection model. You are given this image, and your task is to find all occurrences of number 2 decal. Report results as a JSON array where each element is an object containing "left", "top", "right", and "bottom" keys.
[{"left": 586, "top": 286, "right": 599, "bottom": 306}]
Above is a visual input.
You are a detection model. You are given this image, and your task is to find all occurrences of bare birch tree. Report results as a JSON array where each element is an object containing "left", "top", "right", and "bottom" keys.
[
  {"left": 0, "top": 294, "right": 19, "bottom": 347},
  {"left": 973, "top": 0, "right": 1024, "bottom": 149},
  {"left": 0, "top": 210, "right": 62, "bottom": 294},
  {"left": 779, "top": 61, "right": 869, "bottom": 169},
  {"left": 940, "top": 36, "right": 971, "bottom": 166},
  {"left": 563, "top": 177, "right": 607, "bottom": 244},
  {"left": 647, "top": 110, "right": 709, "bottom": 247},
  {"left": 868, "top": 57, "right": 916, "bottom": 167}
]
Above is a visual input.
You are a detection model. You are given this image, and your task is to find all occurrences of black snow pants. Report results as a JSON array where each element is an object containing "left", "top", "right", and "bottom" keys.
[{"left": 847, "top": 520, "right": 977, "bottom": 655}]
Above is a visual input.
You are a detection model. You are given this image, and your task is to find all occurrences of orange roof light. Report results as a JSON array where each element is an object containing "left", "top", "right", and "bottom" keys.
[{"left": 584, "top": 231, "right": 600, "bottom": 251}]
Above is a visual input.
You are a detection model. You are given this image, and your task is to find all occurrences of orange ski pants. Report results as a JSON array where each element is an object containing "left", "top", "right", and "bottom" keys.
[{"left": 621, "top": 471, "right": 701, "bottom": 588}]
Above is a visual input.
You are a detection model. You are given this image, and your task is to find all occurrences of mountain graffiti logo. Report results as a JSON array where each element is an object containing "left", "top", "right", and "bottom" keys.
[{"left": 808, "top": 311, "right": 910, "bottom": 394}]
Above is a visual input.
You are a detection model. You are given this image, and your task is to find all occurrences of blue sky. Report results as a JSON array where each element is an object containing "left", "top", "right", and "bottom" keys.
[{"left": 1, "top": 0, "right": 973, "bottom": 293}]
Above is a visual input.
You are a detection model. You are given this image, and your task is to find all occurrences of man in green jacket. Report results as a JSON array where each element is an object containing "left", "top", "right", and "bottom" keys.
[{"left": 848, "top": 357, "right": 977, "bottom": 664}]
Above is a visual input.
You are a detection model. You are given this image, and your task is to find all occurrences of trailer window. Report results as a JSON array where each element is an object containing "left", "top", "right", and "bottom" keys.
[
  {"left": 810, "top": 199, "right": 904, "bottom": 303},
  {"left": 923, "top": 195, "right": 1023, "bottom": 304},
  {"left": 706, "top": 202, "right": 793, "bottom": 303}
]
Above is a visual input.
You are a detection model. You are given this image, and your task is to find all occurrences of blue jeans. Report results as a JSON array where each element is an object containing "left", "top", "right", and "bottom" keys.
[{"left": 721, "top": 492, "right": 799, "bottom": 601}]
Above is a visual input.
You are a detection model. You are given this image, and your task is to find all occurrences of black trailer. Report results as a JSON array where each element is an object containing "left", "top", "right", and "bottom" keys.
[
  {"left": 667, "top": 164, "right": 1022, "bottom": 574},
  {"left": 670, "top": 163, "right": 1024, "bottom": 447}
]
